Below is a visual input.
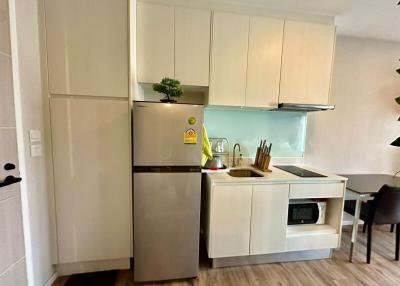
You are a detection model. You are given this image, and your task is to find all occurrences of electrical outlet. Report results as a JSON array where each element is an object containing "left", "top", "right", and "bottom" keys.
[
  {"left": 30, "top": 144, "right": 42, "bottom": 157},
  {"left": 29, "top": 130, "right": 41, "bottom": 143}
]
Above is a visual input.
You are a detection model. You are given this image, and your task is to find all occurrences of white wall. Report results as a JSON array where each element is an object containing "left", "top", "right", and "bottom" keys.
[
  {"left": 9, "top": 0, "right": 55, "bottom": 285},
  {"left": 305, "top": 36, "right": 400, "bottom": 174}
]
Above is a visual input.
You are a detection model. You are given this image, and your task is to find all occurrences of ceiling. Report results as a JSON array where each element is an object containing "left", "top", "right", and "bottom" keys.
[
  {"left": 335, "top": 1, "right": 400, "bottom": 42},
  {"left": 216, "top": 0, "right": 400, "bottom": 42}
]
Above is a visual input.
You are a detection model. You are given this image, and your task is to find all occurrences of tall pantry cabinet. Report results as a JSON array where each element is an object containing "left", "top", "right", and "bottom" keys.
[{"left": 43, "top": 0, "right": 131, "bottom": 267}]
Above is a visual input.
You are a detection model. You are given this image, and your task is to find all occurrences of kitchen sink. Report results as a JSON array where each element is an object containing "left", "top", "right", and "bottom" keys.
[{"left": 228, "top": 169, "right": 264, "bottom": 178}]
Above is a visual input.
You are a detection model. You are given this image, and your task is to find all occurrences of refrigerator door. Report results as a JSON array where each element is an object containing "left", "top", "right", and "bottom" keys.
[
  {"left": 133, "top": 172, "right": 201, "bottom": 282},
  {"left": 133, "top": 102, "right": 203, "bottom": 166}
]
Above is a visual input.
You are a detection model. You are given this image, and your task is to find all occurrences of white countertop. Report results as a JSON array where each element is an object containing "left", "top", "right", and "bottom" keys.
[{"left": 204, "top": 165, "right": 348, "bottom": 184}]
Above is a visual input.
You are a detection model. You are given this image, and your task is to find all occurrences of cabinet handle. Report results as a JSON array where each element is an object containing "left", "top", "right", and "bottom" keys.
[{"left": 0, "top": 176, "right": 22, "bottom": 189}]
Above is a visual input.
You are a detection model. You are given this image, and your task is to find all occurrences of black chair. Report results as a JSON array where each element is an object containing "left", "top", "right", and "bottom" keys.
[{"left": 344, "top": 185, "right": 400, "bottom": 263}]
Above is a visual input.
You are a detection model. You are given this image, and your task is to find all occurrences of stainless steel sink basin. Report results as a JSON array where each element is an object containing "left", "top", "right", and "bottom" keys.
[{"left": 228, "top": 169, "right": 264, "bottom": 178}]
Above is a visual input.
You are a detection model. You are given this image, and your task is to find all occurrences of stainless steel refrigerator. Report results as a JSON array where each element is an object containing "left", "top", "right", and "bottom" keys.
[{"left": 133, "top": 101, "right": 203, "bottom": 282}]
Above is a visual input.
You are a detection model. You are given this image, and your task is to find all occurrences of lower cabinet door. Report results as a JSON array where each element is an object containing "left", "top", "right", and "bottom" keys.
[
  {"left": 250, "top": 184, "right": 289, "bottom": 255},
  {"left": 210, "top": 185, "right": 252, "bottom": 258},
  {"left": 50, "top": 97, "right": 131, "bottom": 263}
]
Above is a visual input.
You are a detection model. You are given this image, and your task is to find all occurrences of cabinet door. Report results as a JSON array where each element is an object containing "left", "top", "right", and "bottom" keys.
[
  {"left": 44, "top": 0, "right": 128, "bottom": 98},
  {"left": 246, "top": 16, "right": 284, "bottom": 108},
  {"left": 175, "top": 7, "right": 211, "bottom": 86},
  {"left": 137, "top": 2, "right": 174, "bottom": 83},
  {"left": 250, "top": 184, "right": 289, "bottom": 255},
  {"left": 279, "top": 21, "right": 335, "bottom": 105},
  {"left": 50, "top": 97, "right": 131, "bottom": 263},
  {"left": 210, "top": 185, "right": 252, "bottom": 258},
  {"left": 209, "top": 12, "right": 249, "bottom": 106}
]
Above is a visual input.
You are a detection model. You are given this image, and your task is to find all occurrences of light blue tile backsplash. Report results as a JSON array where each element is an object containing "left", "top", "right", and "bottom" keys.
[{"left": 204, "top": 108, "right": 307, "bottom": 157}]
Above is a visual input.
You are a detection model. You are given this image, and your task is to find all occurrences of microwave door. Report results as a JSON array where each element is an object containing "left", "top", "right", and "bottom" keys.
[{"left": 288, "top": 203, "right": 320, "bottom": 225}]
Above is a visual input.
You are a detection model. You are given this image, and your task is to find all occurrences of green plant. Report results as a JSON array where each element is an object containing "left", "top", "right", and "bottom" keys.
[{"left": 153, "top": 77, "right": 183, "bottom": 102}]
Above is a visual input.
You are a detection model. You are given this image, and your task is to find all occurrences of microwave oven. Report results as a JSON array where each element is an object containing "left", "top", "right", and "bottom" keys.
[{"left": 288, "top": 200, "right": 326, "bottom": 225}]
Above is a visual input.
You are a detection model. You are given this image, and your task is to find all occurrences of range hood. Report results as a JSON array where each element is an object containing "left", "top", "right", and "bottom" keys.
[{"left": 276, "top": 103, "right": 335, "bottom": 112}]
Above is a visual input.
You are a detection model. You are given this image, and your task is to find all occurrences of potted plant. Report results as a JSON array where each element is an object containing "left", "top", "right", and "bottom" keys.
[{"left": 153, "top": 77, "right": 183, "bottom": 103}]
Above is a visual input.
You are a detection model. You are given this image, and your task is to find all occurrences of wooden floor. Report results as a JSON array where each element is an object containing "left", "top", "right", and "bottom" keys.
[{"left": 53, "top": 225, "right": 400, "bottom": 286}]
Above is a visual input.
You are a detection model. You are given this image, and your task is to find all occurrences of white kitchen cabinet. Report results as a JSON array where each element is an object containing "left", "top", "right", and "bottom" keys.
[
  {"left": 175, "top": 7, "right": 211, "bottom": 86},
  {"left": 205, "top": 173, "right": 346, "bottom": 262},
  {"left": 289, "top": 183, "right": 344, "bottom": 199},
  {"left": 44, "top": 0, "right": 128, "bottom": 98},
  {"left": 246, "top": 17, "right": 284, "bottom": 108},
  {"left": 137, "top": 3, "right": 211, "bottom": 86},
  {"left": 279, "top": 21, "right": 336, "bottom": 105},
  {"left": 209, "top": 12, "right": 249, "bottom": 106},
  {"left": 137, "top": 2, "right": 174, "bottom": 83},
  {"left": 286, "top": 233, "right": 340, "bottom": 252},
  {"left": 50, "top": 97, "right": 131, "bottom": 263},
  {"left": 250, "top": 184, "right": 289, "bottom": 255},
  {"left": 209, "top": 185, "right": 252, "bottom": 258}
]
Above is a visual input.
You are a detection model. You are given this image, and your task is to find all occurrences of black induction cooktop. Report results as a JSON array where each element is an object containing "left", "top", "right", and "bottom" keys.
[{"left": 274, "top": 165, "right": 327, "bottom": 178}]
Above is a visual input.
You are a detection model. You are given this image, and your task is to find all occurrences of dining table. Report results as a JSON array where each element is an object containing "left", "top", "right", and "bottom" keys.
[{"left": 341, "top": 174, "right": 400, "bottom": 262}]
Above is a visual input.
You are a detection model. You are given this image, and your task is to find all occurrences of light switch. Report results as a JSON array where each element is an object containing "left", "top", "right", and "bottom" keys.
[
  {"left": 30, "top": 144, "right": 42, "bottom": 157},
  {"left": 29, "top": 130, "right": 41, "bottom": 143}
]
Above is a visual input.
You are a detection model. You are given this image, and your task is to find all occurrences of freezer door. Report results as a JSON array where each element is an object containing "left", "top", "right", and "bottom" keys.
[
  {"left": 133, "top": 172, "right": 201, "bottom": 282},
  {"left": 133, "top": 102, "right": 203, "bottom": 166}
]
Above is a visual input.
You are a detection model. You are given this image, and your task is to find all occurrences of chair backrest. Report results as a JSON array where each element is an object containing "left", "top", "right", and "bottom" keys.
[{"left": 371, "top": 184, "right": 400, "bottom": 225}]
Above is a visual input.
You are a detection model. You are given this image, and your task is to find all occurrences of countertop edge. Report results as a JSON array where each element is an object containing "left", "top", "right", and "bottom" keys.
[{"left": 205, "top": 165, "right": 348, "bottom": 185}]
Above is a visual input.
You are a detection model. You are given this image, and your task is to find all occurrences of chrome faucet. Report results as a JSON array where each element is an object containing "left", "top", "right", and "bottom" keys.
[{"left": 232, "top": 143, "right": 241, "bottom": 167}]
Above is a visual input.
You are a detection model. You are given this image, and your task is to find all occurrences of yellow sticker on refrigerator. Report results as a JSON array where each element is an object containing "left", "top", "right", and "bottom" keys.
[{"left": 184, "top": 129, "right": 197, "bottom": 144}]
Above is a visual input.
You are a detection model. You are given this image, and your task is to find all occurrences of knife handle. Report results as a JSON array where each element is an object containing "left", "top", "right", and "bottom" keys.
[
  {"left": 254, "top": 147, "right": 261, "bottom": 166},
  {"left": 258, "top": 148, "right": 265, "bottom": 166}
]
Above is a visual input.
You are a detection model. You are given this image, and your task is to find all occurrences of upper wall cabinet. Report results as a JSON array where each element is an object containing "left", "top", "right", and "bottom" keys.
[
  {"left": 44, "top": 0, "right": 128, "bottom": 98},
  {"left": 209, "top": 13, "right": 284, "bottom": 108},
  {"left": 246, "top": 16, "right": 284, "bottom": 108},
  {"left": 209, "top": 12, "right": 249, "bottom": 106},
  {"left": 137, "top": 2, "right": 211, "bottom": 86},
  {"left": 175, "top": 7, "right": 211, "bottom": 86},
  {"left": 137, "top": 2, "right": 174, "bottom": 83},
  {"left": 279, "top": 21, "right": 336, "bottom": 105}
]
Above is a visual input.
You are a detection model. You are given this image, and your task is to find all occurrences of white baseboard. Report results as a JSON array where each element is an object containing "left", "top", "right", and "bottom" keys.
[{"left": 43, "top": 272, "right": 58, "bottom": 286}]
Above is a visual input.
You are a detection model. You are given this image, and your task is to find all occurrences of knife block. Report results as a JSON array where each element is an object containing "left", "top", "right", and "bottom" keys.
[{"left": 253, "top": 154, "right": 272, "bottom": 172}]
